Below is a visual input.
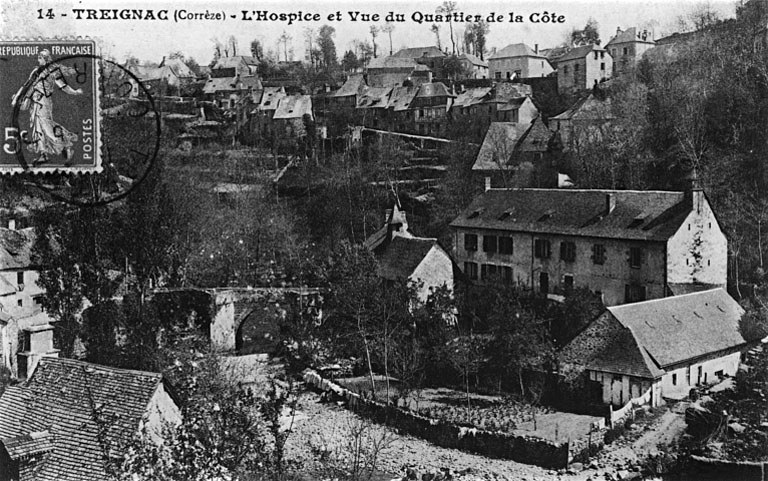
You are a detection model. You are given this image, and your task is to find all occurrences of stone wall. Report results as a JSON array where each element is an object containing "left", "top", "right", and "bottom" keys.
[
  {"left": 303, "top": 370, "right": 570, "bottom": 469},
  {"left": 688, "top": 455, "right": 768, "bottom": 481}
]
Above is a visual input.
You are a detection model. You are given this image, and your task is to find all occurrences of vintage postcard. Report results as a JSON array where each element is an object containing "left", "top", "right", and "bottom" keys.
[{"left": 0, "top": 0, "right": 762, "bottom": 480}]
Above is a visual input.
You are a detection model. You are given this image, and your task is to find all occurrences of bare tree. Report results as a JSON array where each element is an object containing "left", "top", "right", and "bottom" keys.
[
  {"left": 430, "top": 24, "right": 441, "bottom": 51},
  {"left": 381, "top": 23, "right": 395, "bottom": 56},
  {"left": 369, "top": 26, "right": 379, "bottom": 58},
  {"left": 437, "top": 1, "right": 458, "bottom": 54}
]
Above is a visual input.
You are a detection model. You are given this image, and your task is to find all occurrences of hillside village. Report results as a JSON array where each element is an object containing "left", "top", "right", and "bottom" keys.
[{"left": 2, "top": 2, "right": 768, "bottom": 481}]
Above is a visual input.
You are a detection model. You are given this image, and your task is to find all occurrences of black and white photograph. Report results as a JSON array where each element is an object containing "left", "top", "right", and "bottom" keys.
[{"left": 0, "top": 0, "right": 766, "bottom": 479}]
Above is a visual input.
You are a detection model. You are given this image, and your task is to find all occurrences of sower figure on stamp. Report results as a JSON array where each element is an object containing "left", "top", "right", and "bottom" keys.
[{"left": 11, "top": 49, "right": 83, "bottom": 165}]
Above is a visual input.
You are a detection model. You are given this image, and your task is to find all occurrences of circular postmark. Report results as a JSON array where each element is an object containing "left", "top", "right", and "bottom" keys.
[{"left": 9, "top": 52, "right": 161, "bottom": 207}]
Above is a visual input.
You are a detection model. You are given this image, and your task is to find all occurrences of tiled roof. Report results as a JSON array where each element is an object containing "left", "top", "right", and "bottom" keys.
[
  {"left": 489, "top": 43, "right": 545, "bottom": 60},
  {"left": 609, "top": 289, "right": 746, "bottom": 369},
  {"left": 453, "top": 87, "right": 492, "bottom": 108},
  {"left": 377, "top": 236, "right": 438, "bottom": 281},
  {"left": 557, "top": 44, "right": 606, "bottom": 62},
  {"left": 560, "top": 312, "right": 664, "bottom": 379},
  {"left": 367, "top": 56, "right": 419, "bottom": 70},
  {"left": 0, "top": 227, "right": 35, "bottom": 270},
  {"left": 203, "top": 75, "right": 262, "bottom": 94},
  {"left": 159, "top": 58, "right": 195, "bottom": 78},
  {"left": 273, "top": 95, "right": 313, "bottom": 120},
  {"left": 450, "top": 188, "right": 690, "bottom": 241},
  {"left": 472, "top": 122, "right": 530, "bottom": 171},
  {"left": 333, "top": 74, "right": 366, "bottom": 97},
  {"left": 4, "top": 431, "right": 55, "bottom": 459},
  {"left": 0, "top": 357, "right": 169, "bottom": 481},
  {"left": 606, "top": 27, "right": 655, "bottom": 46},
  {"left": 459, "top": 53, "right": 488, "bottom": 67},
  {"left": 497, "top": 96, "right": 528, "bottom": 111},
  {"left": 212, "top": 55, "right": 259, "bottom": 70},
  {"left": 391, "top": 46, "right": 445, "bottom": 59},
  {"left": 551, "top": 93, "right": 615, "bottom": 121}
]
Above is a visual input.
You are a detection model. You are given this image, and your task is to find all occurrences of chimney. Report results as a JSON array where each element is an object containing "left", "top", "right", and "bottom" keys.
[
  {"left": 17, "top": 324, "right": 58, "bottom": 380},
  {"left": 616, "top": 27, "right": 622, "bottom": 35},
  {"left": 606, "top": 193, "right": 616, "bottom": 215},
  {"left": 7, "top": 218, "right": 15, "bottom": 230},
  {"left": 685, "top": 168, "right": 704, "bottom": 213},
  {"left": 384, "top": 208, "right": 393, "bottom": 227},
  {"left": 485, "top": 177, "right": 492, "bottom": 192},
  {"left": 534, "top": 44, "right": 539, "bottom": 54}
]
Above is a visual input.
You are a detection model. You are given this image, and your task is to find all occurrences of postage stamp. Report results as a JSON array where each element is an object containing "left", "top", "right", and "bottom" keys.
[{"left": 1, "top": 39, "right": 101, "bottom": 173}]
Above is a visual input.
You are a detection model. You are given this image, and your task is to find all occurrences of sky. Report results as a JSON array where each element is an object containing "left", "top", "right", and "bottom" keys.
[{"left": 0, "top": 0, "right": 739, "bottom": 65}]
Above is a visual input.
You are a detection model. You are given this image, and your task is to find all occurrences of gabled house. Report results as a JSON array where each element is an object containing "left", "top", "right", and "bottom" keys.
[
  {"left": 488, "top": 43, "right": 553, "bottom": 80},
  {"left": 471, "top": 118, "right": 556, "bottom": 188},
  {"left": 249, "top": 86, "right": 287, "bottom": 139},
  {"left": 391, "top": 45, "right": 446, "bottom": 73},
  {"left": 457, "top": 53, "right": 489, "bottom": 79},
  {"left": 272, "top": 95, "right": 313, "bottom": 138},
  {"left": 366, "top": 57, "right": 433, "bottom": 88},
  {"left": 0, "top": 357, "right": 181, "bottom": 481},
  {"left": 203, "top": 75, "right": 263, "bottom": 111},
  {"left": 356, "top": 86, "right": 393, "bottom": 129},
  {"left": 556, "top": 44, "right": 613, "bottom": 94},
  {"left": 331, "top": 74, "right": 367, "bottom": 109},
  {"left": 550, "top": 92, "right": 615, "bottom": 151},
  {"left": 125, "top": 57, "right": 196, "bottom": 96},
  {"left": 210, "top": 55, "right": 260, "bottom": 76},
  {"left": 560, "top": 289, "right": 748, "bottom": 407},
  {"left": 410, "top": 82, "right": 455, "bottom": 136},
  {"left": 385, "top": 85, "right": 420, "bottom": 132},
  {"left": 605, "top": 27, "right": 655, "bottom": 75},
  {"left": 365, "top": 204, "right": 455, "bottom": 302},
  {"left": 450, "top": 178, "right": 727, "bottom": 306}
]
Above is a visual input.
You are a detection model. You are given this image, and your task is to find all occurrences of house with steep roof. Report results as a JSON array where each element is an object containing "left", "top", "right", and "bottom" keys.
[
  {"left": 366, "top": 57, "right": 433, "bottom": 88},
  {"left": 272, "top": 95, "right": 313, "bottom": 138},
  {"left": 203, "top": 75, "right": 263, "bottom": 111},
  {"left": 410, "top": 82, "right": 455, "bottom": 136},
  {"left": 550, "top": 92, "right": 615, "bottom": 151},
  {"left": 488, "top": 43, "right": 554, "bottom": 80},
  {"left": 211, "top": 55, "right": 260, "bottom": 76},
  {"left": 365, "top": 204, "right": 455, "bottom": 302},
  {"left": 385, "top": 85, "right": 420, "bottom": 132},
  {"left": 356, "top": 86, "right": 393, "bottom": 129},
  {"left": 0, "top": 357, "right": 181, "bottom": 481},
  {"left": 556, "top": 44, "right": 613, "bottom": 94},
  {"left": 331, "top": 74, "right": 367, "bottom": 109},
  {"left": 249, "top": 86, "right": 287, "bottom": 139},
  {"left": 457, "top": 53, "right": 489, "bottom": 79},
  {"left": 605, "top": 27, "right": 655, "bottom": 74},
  {"left": 471, "top": 119, "right": 557, "bottom": 189},
  {"left": 560, "top": 289, "right": 748, "bottom": 407},
  {"left": 450, "top": 178, "right": 727, "bottom": 306}
]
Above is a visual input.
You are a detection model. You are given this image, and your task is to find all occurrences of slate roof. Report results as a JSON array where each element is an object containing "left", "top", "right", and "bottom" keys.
[
  {"left": 517, "top": 117, "right": 554, "bottom": 153},
  {"left": 377, "top": 236, "right": 438, "bottom": 281},
  {"left": 557, "top": 44, "right": 606, "bottom": 62},
  {"left": 560, "top": 312, "right": 664, "bottom": 379},
  {"left": 356, "top": 87, "right": 392, "bottom": 109},
  {"left": 273, "top": 95, "right": 313, "bottom": 120},
  {"left": 497, "top": 96, "right": 529, "bottom": 111},
  {"left": 609, "top": 289, "right": 746, "bottom": 369},
  {"left": 489, "top": 43, "right": 545, "bottom": 60},
  {"left": 0, "top": 357, "right": 170, "bottom": 481},
  {"left": 453, "top": 87, "right": 492, "bottom": 109},
  {"left": 212, "top": 55, "right": 259, "bottom": 70},
  {"left": 333, "top": 74, "right": 366, "bottom": 97},
  {"left": 472, "top": 122, "right": 530, "bottom": 171},
  {"left": 3, "top": 431, "right": 55, "bottom": 459},
  {"left": 459, "top": 53, "right": 488, "bottom": 67},
  {"left": 551, "top": 93, "right": 614, "bottom": 121},
  {"left": 606, "top": 27, "right": 655, "bottom": 46},
  {"left": 258, "top": 87, "right": 287, "bottom": 111},
  {"left": 392, "top": 46, "right": 445, "bottom": 59},
  {"left": 450, "top": 188, "right": 690, "bottom": 242},
  {"left": 203, "top": 76, "right": 262, "bottom": 94},
  {"left": 158, "top": 57, "right": 195, "bottom": 78},
  {"left": 367, "top": 56, "right": 419, "bottom": 70},
  {"left": 387, "top": 86, "right": 419, "bottom": 111},
  {"left": 0, "top": 227, "right": 35, "bottom": 270},
  {"left": 416, "top": 82, "right": 454, "bottom": 98}
]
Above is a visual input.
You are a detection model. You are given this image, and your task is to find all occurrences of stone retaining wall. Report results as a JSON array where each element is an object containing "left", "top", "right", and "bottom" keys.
[
  {"left": 688, "top": 455, "right": 767, "bottom": 481},
  {"left": 303, "top": 370, "right": 570, "bottom": 469}
]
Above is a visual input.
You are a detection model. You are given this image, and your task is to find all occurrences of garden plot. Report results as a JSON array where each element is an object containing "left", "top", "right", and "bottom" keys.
[{"left": 336, "top": 376, "right": 601, "bottom": 440}]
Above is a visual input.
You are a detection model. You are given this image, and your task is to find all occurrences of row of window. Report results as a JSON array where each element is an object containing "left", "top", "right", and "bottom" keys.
[
  {"left": 562, "top": 62, "right": 607, "bottom": 76},
  {"left": 466, "top": 234, "right": 644, "bottom": 268},
  {"left": 463, "top": 262, "right": 514, "bottom": 282}
]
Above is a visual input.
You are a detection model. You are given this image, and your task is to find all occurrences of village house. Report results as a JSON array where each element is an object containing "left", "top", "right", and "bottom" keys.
[
  {"left": 450, "top": 177, "right": 727, "bottom": 306},
  {"left": 410, "top": 82, "right": 455, "bottom": 136},
  {"left": 210, "top": 55, "right": 260, "bottom": 77},
  {"left": 605, "top": 27, "right": 655, "bottom": 75},
  {"left": 356, "top": 85, "right": 393, "bottom": 129},
  {"left": 471, "top": 118, "right": 558, "bottom": 189},
  {"left": 385, "top": 85, "right": 420, "bottom": 132},
  {"left": 125, "top": 56, "right": 196, "bottom": 96},
  {"left": 366, "top": 56, "right": 433, "bottom": 88},
  {"left": 272, "top": 94, "right": 314, "bottom": 139},
  {"left": 364, "top": 204, "right": 456, "bottom": 302},
  {"left": 456, "top": 53, "right": 489, "bottom": 79},
  {"left": 560, "top": 289, "right": 748, "bottom": 407},
  {"left": 249, "top": 86, "right": 287, "bottom": 140},
  {"left": 550, "top": 92, "right": 615, "bottom": 151},
  {"left": 556, "top": 44, "right": 613, "bottom": 94},
  {"left": 203, "top": 74, "right": 263, "bottom": 111},
  {"left": 0, "top": 357, "right": 181, "bottom": 481},
  {"left": 330, "top": 74, "right": 367, "bottom": 109},
  {"left": 488, "top": 43, "right": 554, "bottom": 80},
  {"left": 391, "top": 46, "right": 446, "bottom": 72}
]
